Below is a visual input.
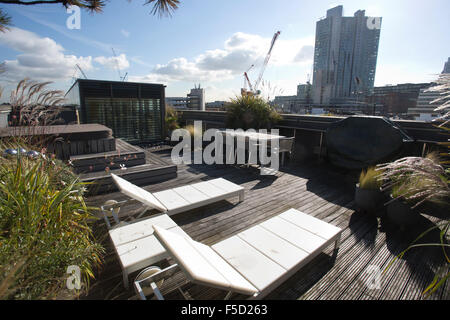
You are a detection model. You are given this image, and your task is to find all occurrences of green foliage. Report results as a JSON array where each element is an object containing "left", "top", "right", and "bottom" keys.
[
  {"left": 383, "top": 220, "right": 449, "bottom": 297},
  {"left": 359, "top": 167, "right": 382, "bottom": 190},
  {"left": 165, "top": 105, "right": 180, "bottom": 136},
  {"left": 378, "top": 155, "right": 449, "bottom": 208},
  {"left": 145, "top": 0, "right": 180, "bottom": 17},
  {"left": 0, "top": 9, "right": 10, "bottom": 32},
  {"left": 0, "top": 142, "right": 103, "bottom": 299},
  {"left": 183, "top": 124, "right": 203, "bottom": 137},
  {"left": 225, "top": 95, "right": 282, "bottom": 130},
  {"left": 379, "top": 150, "right": 449, "bottom": 297}
]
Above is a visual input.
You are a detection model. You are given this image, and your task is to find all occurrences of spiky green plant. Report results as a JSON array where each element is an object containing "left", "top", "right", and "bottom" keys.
[
  {"left": 9, "top": 79, "right": 65, "bottom": 127},
  {"left": 0, "top": 141, "right": 104, "bottom": 299},
  {"left": 359, "top": 167, "right": 383, "bottom": 190},
  {"left": 145, "top": 0, "right": 180, "bottom": 17},
  {"left": 165, "top": 105, "right": 180, "bottom": 136},
  {"left": 377, "top": 156, "right": 449, "bottom": 208},
  {"left": 226, "top": 95, "right": 282, "bottom": 130}
]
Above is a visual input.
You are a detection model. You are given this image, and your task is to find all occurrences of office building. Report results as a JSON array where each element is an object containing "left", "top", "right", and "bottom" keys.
[
  {"left": 408, "top": 88, "right": 443, "bottom": 121},
  {"left": 187, "top": 84, "right": 205, "bottom": 111},
  {"left": 273, "top": 82, "right": 313, "bottom": 114},
  {"left": 312, "top": 6, "right": 382, "bottom": 105},
  {"left": 443, "top": 57, "right": 450, "bottom": 74},
  {"left": 205, "top": 101, "right": 228, "bottom": 111},
  {"left": 167, "top": 85, "right": 205, "bottom": 111},
  {"left": 297, "top": 82, "right": 312, "bottom": 102},
  {"left": 166, "top": 97, "right": 188, "bottom": 109},
  {"left": 368, "top": 83, "right": 432, "bottom": 115}
]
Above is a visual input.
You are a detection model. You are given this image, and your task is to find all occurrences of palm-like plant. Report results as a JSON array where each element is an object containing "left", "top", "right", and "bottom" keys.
[
  {"left": 0, "top": 0, "right": 180, "bottom": 31},
  {"left": 0, "top": 9, "right": 9, "bottom": 32},
  {"left": 145, "top": 0, "right": 180, "bottom": 17},
  {"left": 226, "top": 95, "right": 282, "bottom": 130}
]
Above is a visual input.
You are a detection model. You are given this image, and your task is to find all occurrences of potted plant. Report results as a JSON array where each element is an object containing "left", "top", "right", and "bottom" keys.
[
  {"left": 354, "top": 166, "right": 385, "bottom": 216},
  {"left": 165, "top": 105, "right": 180, "bottom": 145},
  {"left": 225, "top": 95, "right": 282, "bottom": 130},
  {"left": 385, "top": 181, "right": 421, "bottom": 228},
  {"left": 377, "top": 154, "right": 449, "bottom": 228}
]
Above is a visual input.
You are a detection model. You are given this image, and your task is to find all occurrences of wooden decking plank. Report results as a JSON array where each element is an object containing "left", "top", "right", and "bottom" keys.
[
  {"left": 340, "top": 239, "right": 403, "bottom": 300},
  {"left": 82, "top": 148, "right": 448, "bottom": 300},
  {"left": 300, "top": 215, "right": 384, "bottom": 299},
  {"left": 322, "top": 231, "right": 388, "bottom": 300}
]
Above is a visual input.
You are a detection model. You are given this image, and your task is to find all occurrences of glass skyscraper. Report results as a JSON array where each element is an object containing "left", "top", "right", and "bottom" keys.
[{"left": 312, "top": 6, "right": 382, "bottom": 105}]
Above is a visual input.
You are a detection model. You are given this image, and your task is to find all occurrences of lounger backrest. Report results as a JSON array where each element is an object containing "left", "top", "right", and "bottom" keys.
[
  {"left": 153, "top": 225, "right": 258, "bottom": 296},
  {"left": 111, "top": 173, "right": 167, "bottom": 212}
]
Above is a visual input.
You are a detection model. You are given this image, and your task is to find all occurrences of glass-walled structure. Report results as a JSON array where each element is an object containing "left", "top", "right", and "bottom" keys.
[{"left": 65, "top": 79, "right": 165, "bottom": 144}]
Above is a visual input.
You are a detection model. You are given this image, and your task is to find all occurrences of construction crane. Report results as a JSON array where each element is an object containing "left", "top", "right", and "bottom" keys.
[
  {"left": 76, "top": 64, "right": 87, "bottom": 79},
  {"left": 111, "top": 48, "right": 128, "bottom": 81},
  {"left": 241, "top": 31, "right": 281, "bottom": 96},
  {"left": 242, "top": 64, "right": 254, "bottom": 96}
]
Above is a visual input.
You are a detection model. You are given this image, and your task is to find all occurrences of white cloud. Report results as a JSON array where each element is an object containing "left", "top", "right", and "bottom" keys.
[
  {"left": 0, "top": 27, "right": 93, "bottom": 82},
  {"left": 121, "top": 29, "right": 130, "bottom": 38},
  {"left": 94, "top": 53, "right": 130, "bottom": 70},
  {"left": 131, "top": 32, "right": 314, "bottom": 86}
]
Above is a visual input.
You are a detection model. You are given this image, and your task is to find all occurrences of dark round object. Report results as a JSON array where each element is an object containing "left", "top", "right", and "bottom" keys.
[
  {"left": 354, "top": 184, "right": 385, "bottom": 217},
  {"left": 26, "top": 150, "right": 40, "bottom": 158},
  {"left": 386, "top": 197, "right": 421, "bottom": 227},
  {"left": 3, "top": 148, "right": 18, "bottom": 157},
  {"left": 326, "top": 116, "right": 413, "bottom": 170}
]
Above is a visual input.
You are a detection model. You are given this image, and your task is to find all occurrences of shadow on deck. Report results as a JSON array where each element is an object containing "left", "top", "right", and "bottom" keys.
[{"left": 83, "top": 148, "right": 449, "bottom": 300}]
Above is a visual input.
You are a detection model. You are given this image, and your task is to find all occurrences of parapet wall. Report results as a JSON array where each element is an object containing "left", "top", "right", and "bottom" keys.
[{"left": 179, "top": 111, "right": 447, "bottom": 166}]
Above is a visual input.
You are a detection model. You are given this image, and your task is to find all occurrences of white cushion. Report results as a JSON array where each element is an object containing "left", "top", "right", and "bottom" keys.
[
  {"left": 111, "top": 173, "right": 167, "bottom": 212},
  {"left": 153, "top": 225, "right": 258, "bottom": 295}
]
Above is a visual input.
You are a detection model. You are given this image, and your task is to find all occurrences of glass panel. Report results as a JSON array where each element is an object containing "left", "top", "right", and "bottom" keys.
[{"left": 83, "top": 97, "right": 161, "bottom": 144}]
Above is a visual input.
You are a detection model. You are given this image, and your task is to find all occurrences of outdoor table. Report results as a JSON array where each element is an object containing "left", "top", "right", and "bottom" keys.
[{"left": 217, "top": 130, "right": 285, "bottom": 169}]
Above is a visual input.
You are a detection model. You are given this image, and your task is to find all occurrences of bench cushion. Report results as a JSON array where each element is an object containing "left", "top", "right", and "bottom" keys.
[
  {"left": 153, "top": 225, "right": 258, "bottom": 295},
  {"left": 154, "top": 209, "right": 342, "bottom": 296},
  {"left": 111, "top": 173, "right": 167, "bottom": 212}
]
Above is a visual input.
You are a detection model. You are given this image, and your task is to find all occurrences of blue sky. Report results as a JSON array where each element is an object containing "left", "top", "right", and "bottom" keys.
[{"left": 0, "top": 0, "right": 449, "bottom": 103}]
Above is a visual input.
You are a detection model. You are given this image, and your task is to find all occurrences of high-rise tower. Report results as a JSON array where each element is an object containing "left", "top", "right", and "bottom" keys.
[{"left": 312, "top": 6, "right": 382, "bottom": 105}]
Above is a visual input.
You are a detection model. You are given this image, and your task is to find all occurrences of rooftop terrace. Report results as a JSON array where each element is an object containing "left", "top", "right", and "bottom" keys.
[{"left": 84, "top": 147, "right": 449, "bottom": 300}]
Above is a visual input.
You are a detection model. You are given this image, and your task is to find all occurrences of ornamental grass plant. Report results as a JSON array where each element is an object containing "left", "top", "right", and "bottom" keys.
[{"left": 0, "top": 141, "right": 103, "bottom": 299}]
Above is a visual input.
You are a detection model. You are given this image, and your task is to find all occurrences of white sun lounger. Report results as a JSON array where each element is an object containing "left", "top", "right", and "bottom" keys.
[
  {"left": 109, "top": 213, "right": 191, "bottom": 289},
  {"left": 134, "top": 208, "right": 342, "bottom": 300},
  {"left": 105, "top": 174, "right": 244, "bottom": 288},
  {"left": 109, "top": 173, "right": 245, "bottom": 219}
]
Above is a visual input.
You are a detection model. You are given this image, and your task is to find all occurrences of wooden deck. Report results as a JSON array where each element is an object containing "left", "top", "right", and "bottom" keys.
[
  {"left": 73, "top": 139, "right": 146, "bottom": 173},
  {"left": 80, "top": 144, "right": 177, "bottom": 195},
  {"left": 84, "top": 148, "right": 449, "bottom": 300}
]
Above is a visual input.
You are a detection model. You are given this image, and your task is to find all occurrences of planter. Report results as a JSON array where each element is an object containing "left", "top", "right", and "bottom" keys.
[
  {"left": 386, "top": 196, "right": 421, "bottom": 227},
  {"left": 354, "top": 184, "right": 385, "bottom": 217}
]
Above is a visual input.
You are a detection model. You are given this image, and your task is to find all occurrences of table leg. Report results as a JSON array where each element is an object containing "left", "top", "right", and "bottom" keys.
[{"left": 123, "top": 270, "right": 129, "bottom": 289}]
